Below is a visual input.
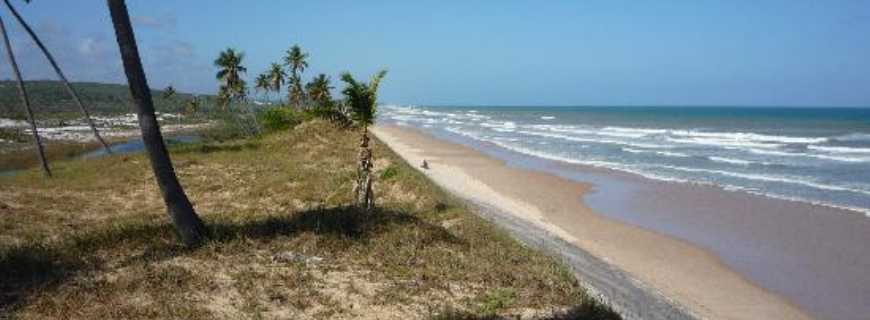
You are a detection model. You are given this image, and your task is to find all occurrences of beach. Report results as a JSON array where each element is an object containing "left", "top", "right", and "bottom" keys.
[{"left": 372, "top": 124, "right": 817, "bottom": 320}]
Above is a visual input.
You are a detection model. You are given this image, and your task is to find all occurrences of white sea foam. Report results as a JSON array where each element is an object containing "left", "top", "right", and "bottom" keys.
[
  {"left": 659, "top": 165, "right": 870, "bottom": 196},
  {"left": 747, "top": 148, "right": 870, "bottom": 163},
  {"left": 709, "top": 156, "right": 752, "bottom": 165},
  {"left": 808, "top": 154, "right": 870, "bottom": 163},
  {"left": 520, "top": 130, "right": 675, "bottom": 150},
  {"left": 657, "top": 151, "right": 691, "bottom": 158},
  {"left": 545, "top": 126, "right": 648, "bottom": 138},
  {"left": 808, "top": 145, "right": 870, "bottom": 154},
  {"left": 832, "top": 133, "right": 870, "bottom": 142},
  {"left": 622, "top": 148, "right": 691, "bottom": 158},
  {"left": 484, "top": 139, "right": 692, "bottom": 183},
  {"left": 670, "top": 130, "right": 828, "bottom": 144},
  {"left": 668, "top": 137, "right": 784, "bottom": 149},
  {"left": 541, "top": 116, "right": 556, "bottom": 120},
  {"left": 602, "top": 126, "right": 668, "bottom": 135}
]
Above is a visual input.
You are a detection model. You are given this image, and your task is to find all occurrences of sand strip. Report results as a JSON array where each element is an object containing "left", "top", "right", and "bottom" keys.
[{"left": 372, "top": 124, "right": 811, "bottom": 320}]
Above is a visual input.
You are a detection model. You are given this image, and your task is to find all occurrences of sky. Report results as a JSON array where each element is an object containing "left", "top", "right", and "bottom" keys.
[{"left": 1, "top": 0, "right": 868, "bottom": 107}]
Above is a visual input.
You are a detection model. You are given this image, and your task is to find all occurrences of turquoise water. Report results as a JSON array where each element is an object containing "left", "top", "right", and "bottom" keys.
[{"left": 381, "top": 105, "right": 870, "bottom": 216}]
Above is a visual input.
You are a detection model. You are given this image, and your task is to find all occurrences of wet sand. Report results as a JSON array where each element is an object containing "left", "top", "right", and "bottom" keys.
[{"left": 372, "top": 124, "right": 813, "bottom": 320}]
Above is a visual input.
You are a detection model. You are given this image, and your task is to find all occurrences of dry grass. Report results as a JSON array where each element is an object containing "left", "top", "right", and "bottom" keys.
[{"left": 0, "top": 120, "right": 618, "bottom": 319}]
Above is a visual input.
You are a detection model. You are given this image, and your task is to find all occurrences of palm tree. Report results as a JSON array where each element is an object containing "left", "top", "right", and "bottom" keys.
[
  {"left": 340, "top": 70, "right": 387, "bottom": 209},
  {"left": 162, "top": 85, "right": 180, "bottom": 125},
  {"left": 162, "top": 85, "right": 176, "bottom": 99},
  {"left": 306, "top": 73, "right": 333, "bottom": 108},
  {"left": 254, "top": 73, "right": 270, "bottom": 100},
  {"left": 162, "top": 85, "right": 177, "bottom": 110},
  {"left": 283, "top": 45, "right": 308, "bottom": 108},
  {"left": 214, "top": 48, "right": 247, "bottom": 108},
  {"left": 1, "top": 14, "right": 50, "bottom": 177},
  {"left": 267, "top": 62, "right": 286, "bottom": 97},
  {"left": 4, "top": 0, "right": 111, "bottom": 154},
  {"left": 107, "top": 0, "right": 208, "bottom": 247}
]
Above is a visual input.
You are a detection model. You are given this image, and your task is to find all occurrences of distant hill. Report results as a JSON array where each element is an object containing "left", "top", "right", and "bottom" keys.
[{"left": 0, "top": 80, "right": 215, "bottom": 117}]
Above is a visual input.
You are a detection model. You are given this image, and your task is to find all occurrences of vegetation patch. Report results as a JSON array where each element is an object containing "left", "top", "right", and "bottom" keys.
[{"left": 0, "top": 121, "right": 618, "bottom": 319}]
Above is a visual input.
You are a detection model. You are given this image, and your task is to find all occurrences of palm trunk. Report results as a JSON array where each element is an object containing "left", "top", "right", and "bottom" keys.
[
  {"left": 355, "top": 125, "right": 374, "bottom": 209},
  {"left": 107, "top": 0, "right": 207, "bottom": 247},
  {"left": 5, "top": 0, "right": 112, "bottom": 154},
  {"left": 1, "top": 15, "right": 50, "bottom": 177}
]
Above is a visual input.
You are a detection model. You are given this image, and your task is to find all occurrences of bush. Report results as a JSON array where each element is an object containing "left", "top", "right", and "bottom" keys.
[
  {"left": 259, "top": 107, "right": 302, "bottom": 132},
  {"left": 200, "top": 112, "right": 255, "bottom": 142},
  {"left": 303, "top": 101, "right": 353, "bottom": 128}
]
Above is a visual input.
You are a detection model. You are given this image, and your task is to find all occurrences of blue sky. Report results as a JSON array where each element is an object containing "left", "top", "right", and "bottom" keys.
[{"left": 1, "top": 1, "right": 869, "bottom": 106}]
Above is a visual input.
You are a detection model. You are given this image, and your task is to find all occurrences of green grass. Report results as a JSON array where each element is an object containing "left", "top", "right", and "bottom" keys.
[{"left": 0, "top": 120, "right": 618, "bottom": 319}]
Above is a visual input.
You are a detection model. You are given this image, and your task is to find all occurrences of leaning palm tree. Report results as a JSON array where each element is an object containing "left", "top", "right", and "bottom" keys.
[
  {"left": 267, "top": 62, "right": 286, "bottom": 98},
  {"left": 341, "top": 70, "right": 387, "bottom": 209},
  {"left": 107, "top": 0, "right": 208, "bottom": 247},
  {"left": 5, "top": 0, "right": 111, "bottom": 153},
  {"left": 306, "top": 73, "right": 333, "bottom": 108},
  {"left": 214, "top": 48, "right": 247, "bottom": 108},
  {"left": 283, "top": 45, "right": 308, "bottom": 108},
  {"left": 1, "top": 14, "right": 50, "bottom": 177}
]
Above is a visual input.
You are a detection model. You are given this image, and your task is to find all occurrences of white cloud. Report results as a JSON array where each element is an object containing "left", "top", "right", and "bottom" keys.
[{"left": 0, "top": 19, "right": 211, "bottom": 94}]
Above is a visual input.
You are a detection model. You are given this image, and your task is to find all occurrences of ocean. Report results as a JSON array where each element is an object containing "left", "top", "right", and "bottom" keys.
[{"left": 380, "top": 105, "right": 870, "bottom": 216}]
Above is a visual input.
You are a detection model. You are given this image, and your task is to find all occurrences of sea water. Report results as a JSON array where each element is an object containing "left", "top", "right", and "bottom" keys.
[{"left": 380, "top": 105, "right": 870, "bottom": 216}]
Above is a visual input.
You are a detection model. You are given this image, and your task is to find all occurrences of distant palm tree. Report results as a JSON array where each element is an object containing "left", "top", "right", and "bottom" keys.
[
  {"left": 107, "top": 0, "right": 208, "bottom": 247},
  {"left": 1, "top": 14, "right": 50, "bottom": 177},
  {"left": 214, "top": 48, "right": 247, "bottom": 108},
  {"left": 4, "top": 0, "right": 111, "bottom": 154},
  {"left": 283, "top": 45, "right": 308, "bottom": 108},
  {"left": 306, "top": 73, "right": 333, "bottom": 108},
  {"left": 340, "top": 70, "right": 387, "bottom": 209},
  {"left": 162, "top": 85, "right": 176, "bottom": 99},
  {"left": 267, "top": 62, "right": 286, "bottom": 98},
  {"left": 255, "top": 73, "right": 270, "bottom": 100},
  {"left": 162, "top": 85, "right": 180, "bottom": 125}
]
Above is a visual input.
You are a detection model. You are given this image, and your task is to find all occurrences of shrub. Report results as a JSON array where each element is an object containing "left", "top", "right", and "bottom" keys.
[
  {"left": 200, "top": 112, "right": 254, "bottom": 142},
  {"left": 259, "top": 107, "right": 302, "bottom": 132}
]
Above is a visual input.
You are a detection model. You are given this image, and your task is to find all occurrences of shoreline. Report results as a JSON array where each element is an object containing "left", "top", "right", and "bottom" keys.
[
  {"left": 418, "top": 122, "right": 870, "bottom": 320},
  {"left": 372, "top": 124, "right": 812, "bottom": 320}
]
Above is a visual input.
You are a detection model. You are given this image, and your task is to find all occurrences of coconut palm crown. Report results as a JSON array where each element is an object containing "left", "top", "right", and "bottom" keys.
[
  {"left": 306, "top": 73, "right": 333, "bottom": 107},
  {"left": 255, "top": 73, "right": 270, "bottom": 97},
  {"left": 267, "top": 62, "right": 286, "bottom": 93},
  {"left": 283, "top": 45, "right": 308, "bottom": 76},
  {"left": 214, "top": 48, "right": 247, "bottom": 103},
  {"left": 340, "top": 70, "right": 387, "bottom": 127}
]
